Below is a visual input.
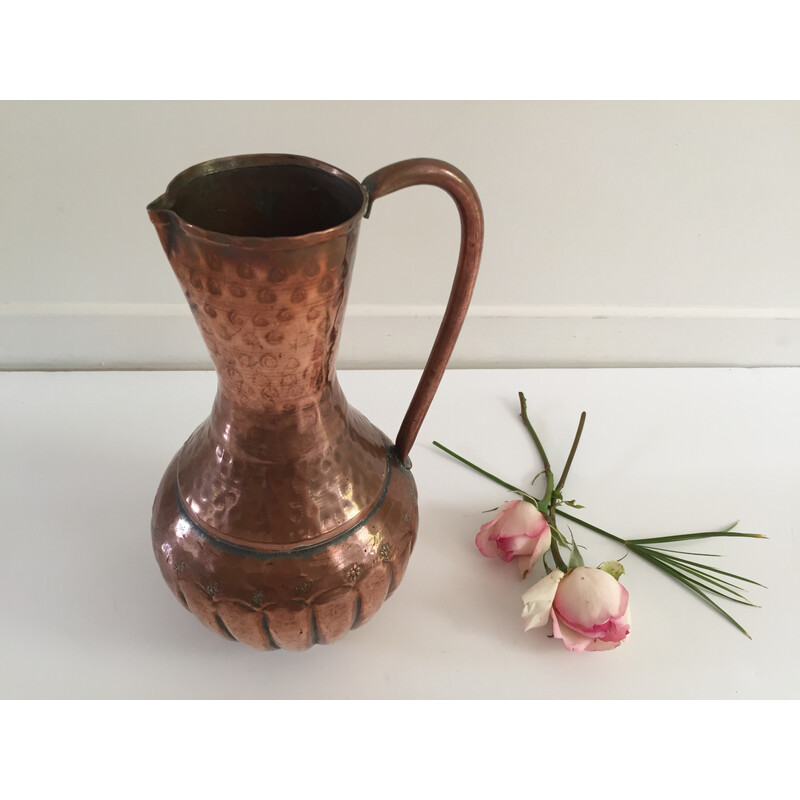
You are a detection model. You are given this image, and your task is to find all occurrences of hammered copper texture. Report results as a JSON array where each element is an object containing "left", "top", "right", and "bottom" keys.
[{"left": 147, "top": 154, "right": 482, "bottom": 650}]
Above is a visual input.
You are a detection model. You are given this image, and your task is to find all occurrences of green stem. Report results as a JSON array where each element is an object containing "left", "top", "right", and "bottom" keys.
[
  {"left": 518, "top": 391, "right": 550, "bottom": 471},
  {"left": 549, "top": 537, "right": 569, "bottom": 572},
  {"left": 518, "top": 391, "right": 554, "bottom": 512},
  {"left": 555, "top": 412, "right": 586, "bottom": 496},
  {"left": 555, "top": 508, "right": 627, "bottom": 545},
  {"left": 628, "top": 531, "right": 767, "bottom": 543},
  {"left": 431, "top": 442, "right": 538, "bottom": 504}
]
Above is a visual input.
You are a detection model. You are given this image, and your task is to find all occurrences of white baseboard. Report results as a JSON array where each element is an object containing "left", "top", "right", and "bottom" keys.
[{"left": 1, "top": 303, "right": 799, "bottom": 369}]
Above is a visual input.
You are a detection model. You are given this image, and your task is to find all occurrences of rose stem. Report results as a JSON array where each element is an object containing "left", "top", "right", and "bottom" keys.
[
  {"left": 548, "top": 536, "right": 570, "bottom": 572},
  {"left": 555, "top": 412, "right": 586, "bottom": 496},
  {"left": 517, "top": 392, "right": 554, "bottom": 512},
  {"left": 517, "top": 392, "right": 574, "bottom": 571},
  {"left": 517, "top": 392, "right": 550, "bottom": 471}
]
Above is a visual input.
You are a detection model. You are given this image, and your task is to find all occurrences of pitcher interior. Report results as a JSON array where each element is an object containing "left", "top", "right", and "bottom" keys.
[{"left": 171, "top": 164, "right": 365, "bottom": 238}]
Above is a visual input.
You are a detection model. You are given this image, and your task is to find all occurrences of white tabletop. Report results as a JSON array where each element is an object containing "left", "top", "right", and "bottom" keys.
[{"left": 1, "top": 367, "right": 796, "bottom": 699}]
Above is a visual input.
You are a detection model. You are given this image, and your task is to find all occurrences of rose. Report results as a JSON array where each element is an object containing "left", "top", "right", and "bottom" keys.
[
  {"left": 475, "top": 499, "right": 552, "bottom": 578},
  {"left": 521, "top": 565, "right": 631, "bottom": 651}
]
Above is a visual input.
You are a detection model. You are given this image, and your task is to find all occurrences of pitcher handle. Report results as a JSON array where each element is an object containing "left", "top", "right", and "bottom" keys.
[{"left": 362, "top": 158, "right": 484, "bottom": 463}]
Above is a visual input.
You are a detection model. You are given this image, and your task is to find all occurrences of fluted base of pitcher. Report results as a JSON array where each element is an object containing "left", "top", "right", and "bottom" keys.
[{"left": 151, "top": 442, "right": 418, "bottom": 650}]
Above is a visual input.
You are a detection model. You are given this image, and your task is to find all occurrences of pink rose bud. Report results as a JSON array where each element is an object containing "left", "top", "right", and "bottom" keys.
[
  {"left": 476, "top": 499, "right": 552, "bottom": 578},
  {"left": 522, "top": 566, "right": 631, "bottom": 652}
]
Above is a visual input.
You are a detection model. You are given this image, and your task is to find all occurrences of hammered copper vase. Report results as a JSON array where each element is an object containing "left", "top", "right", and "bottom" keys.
[{"left": 147, "top": 154, "right": 483, "bottom": 650}]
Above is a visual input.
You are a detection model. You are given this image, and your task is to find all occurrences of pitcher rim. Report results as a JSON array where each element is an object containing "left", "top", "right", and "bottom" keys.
[{"left": 147, "top": 153, "right": 369, "bottom": 249}]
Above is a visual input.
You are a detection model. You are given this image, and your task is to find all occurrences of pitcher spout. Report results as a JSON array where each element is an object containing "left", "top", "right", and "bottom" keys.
[
  {"left": 147, "top": 194, "right": 182, "bottom": 257},
  {"left": 147, "top": 193, "right": 177, "bottom": 224}
]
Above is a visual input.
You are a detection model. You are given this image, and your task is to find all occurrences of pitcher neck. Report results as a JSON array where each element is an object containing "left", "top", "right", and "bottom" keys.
[
  {"left": 209, "top": 286, "right": 349, "bottom": 413},
  {"left": 158, "top": 224, "right": 362, "bottom": 412}
]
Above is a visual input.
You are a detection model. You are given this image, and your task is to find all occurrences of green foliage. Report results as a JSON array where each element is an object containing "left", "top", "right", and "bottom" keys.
[
  {"left": 568, "top": 531, "right": 585, "bottom": 570},
  {"left": 599, "top": 561, "right": 625, "bottom": 580},
  {"left": 433, "top": 395, "right": 766, "bottom": 640}
]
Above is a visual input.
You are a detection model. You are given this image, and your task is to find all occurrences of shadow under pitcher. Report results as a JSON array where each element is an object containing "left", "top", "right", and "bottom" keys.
[{"left": 147, "top": 154, "right": 483, "bottom": 650}]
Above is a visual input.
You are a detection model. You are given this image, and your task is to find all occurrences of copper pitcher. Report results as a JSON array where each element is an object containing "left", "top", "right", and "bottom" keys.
[{"left": 147, "top": 154, "right": 483, "bottom": 650}]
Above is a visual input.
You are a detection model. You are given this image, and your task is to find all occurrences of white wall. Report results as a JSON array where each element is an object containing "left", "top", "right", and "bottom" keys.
[{"left": 1, "top": 101, "right": 798, "bottom": 368}]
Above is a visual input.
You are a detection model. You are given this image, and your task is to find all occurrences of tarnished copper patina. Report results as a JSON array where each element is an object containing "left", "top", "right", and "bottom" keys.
[{"left": 147, "top": 155, "right": 483, "bottom": 650}]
